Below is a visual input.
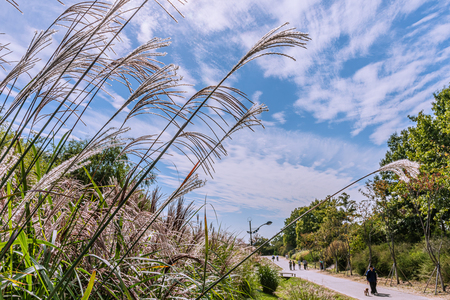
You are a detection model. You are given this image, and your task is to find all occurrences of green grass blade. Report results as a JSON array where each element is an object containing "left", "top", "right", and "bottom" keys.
[
  {"left": 87, "top": 254, "right": 133, "bottom": 300},
  {"left": 81, "top": 270, "right": 96, "bottom": 300},
  {"left": 83, "top": 167, "right": 104, "bottom": 205},
  {"left": 31, "top": 145, "right": 42, "bottom": 180}
]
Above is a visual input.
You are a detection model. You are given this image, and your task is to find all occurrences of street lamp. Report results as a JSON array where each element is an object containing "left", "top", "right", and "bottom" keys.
[{"left": 247, "top": 217, "right": 272, "bottom": 246}]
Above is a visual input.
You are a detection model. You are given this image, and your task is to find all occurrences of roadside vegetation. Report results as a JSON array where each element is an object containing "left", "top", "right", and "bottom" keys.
[{"left": 256, "top": 277, "right": 355, "bottom": 300}]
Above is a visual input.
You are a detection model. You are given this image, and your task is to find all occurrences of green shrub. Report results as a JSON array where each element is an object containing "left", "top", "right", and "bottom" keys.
[
  {"left": 292, "top": 250, "right": 310, "bottom": 261},
  {"left": 352, "top": 243, "right": 392, "bottom": 276},
  {"left": 257, "top": 264, "right": 280, "bottom": 294},
  {"left": 396, "top": 244, "right": 428, "bottom": 280},
  {"left": 440, "top": 254, "right": 450, "bottom": 282},
  {"left": 352, "top": 243, "right": 432, "bottom": 280}
]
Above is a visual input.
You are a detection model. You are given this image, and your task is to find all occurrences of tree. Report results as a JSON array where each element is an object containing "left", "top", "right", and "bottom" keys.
[
  {"left": 403, "top": 172, "right": 448, "bottom": 293},
  {"left": 57, "top": 139, "right": 142, "bottom": 187},
  {"left": 380, "top": 87, "right": 450, "bottom": 234},
  {"left": 283, "top": 207, "right": 302, "bottom": 251},
  {"left": 317, "top": 197, "right": 345, "bottom": 272},
  {"left": 339, "top": 193, "right": 356, "bottom": 275},
  {"left": 295, "top": 199, "right": 328, "bottom": 249},
  {"left": 252, "top": 234, "right": 271, "bottom": 255},
  {"left": 378, "top": 87, "right": 450, "bottom": 286},
  {"left": 355, "top": 199, "right": 379, "bottom": 267},
  {"left": 381, "top": 87, "right": 450, "bottom": 172},
  {"left": 366, "top": 179, "right": 404, "bottom": 284}
]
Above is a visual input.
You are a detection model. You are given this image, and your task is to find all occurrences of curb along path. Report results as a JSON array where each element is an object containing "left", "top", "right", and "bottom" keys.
[{"left": 266, "top": 257, "right": 431, "bottom": 300}]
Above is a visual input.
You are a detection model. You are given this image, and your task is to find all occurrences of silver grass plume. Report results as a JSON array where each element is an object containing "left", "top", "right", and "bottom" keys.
[
  {"left": 0, "top": 30, "right": 56, "bottom": 91},
  {"left": 379, "top": 159, "right": 420, "bottom": 183},
  {"left": 233, "top": 23, "right": 310, "bottom": 72},
  {"left": 5, "top": 0, "right": 130, "bottom": 117},
  {"left": 0, "top": 38, "right": 12, "bottom": 71},
  {"left": 0, "top": 147, "right": 19, "bottom": 180},
  {"left": 13, "top": 131, "right": 125, "bottom": 223},
  {"left": 5, "top": 0, "right": 22, "bottom": 13},
  {"left": 12, "top": 148, "right": 97, "bottom": 223}
]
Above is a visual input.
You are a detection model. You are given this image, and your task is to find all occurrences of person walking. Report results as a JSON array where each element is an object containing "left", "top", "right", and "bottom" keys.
[
  {"left": 366, "top": 265, "right": 378, "bottom": 295},
  {"left": 292, "top": 260, "right": 295, "bottom": 270},
  {"left": 298, "top": 259, "right": 301, "bottom": 270},
  {"left": 303, "top": 259, "right": 307, "bottom": 270},
  {"left": 289, "top": 260, "right": 292, "bottom": 270},
  {"left": 272, "top": 255, "right": 275, "bottom": 262},
  {"left": 276, "top": 255, "right": 279, "bottom": 261},
  {"left": 319, "top": 260, "right": 323, "bottom": 270}
]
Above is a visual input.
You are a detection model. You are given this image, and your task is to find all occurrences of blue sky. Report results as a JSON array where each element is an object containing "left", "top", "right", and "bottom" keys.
[{"left": 1, "top": 0, "right": 450, "bottom": 239}]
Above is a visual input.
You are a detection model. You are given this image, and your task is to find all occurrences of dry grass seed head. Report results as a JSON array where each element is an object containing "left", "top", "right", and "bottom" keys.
[{"left": 380, "top": 159, "right": 420, "bottom": 183}]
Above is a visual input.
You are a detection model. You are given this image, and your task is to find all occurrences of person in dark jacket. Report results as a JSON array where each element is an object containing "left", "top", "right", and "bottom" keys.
[
  {"left": 289, "top": 260, "right": 292, "bottom": 270},
  {"left": 366, "top": 265, "right": 378, "bottom": 295}
]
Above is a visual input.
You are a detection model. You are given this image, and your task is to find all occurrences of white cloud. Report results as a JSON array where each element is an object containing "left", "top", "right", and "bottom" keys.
[
  {"left": 252, "top": 91, "right": 263, "bottom": 103},
  {"left": 412, "top": 12, "right": 439, "bottom": 27},
  {"left": 272, "top": 111, "right": 286, "bottom": 124},
  {"left": 194, "top": 0, "right": 450, "bottom": 145},
  {"left": 99, "top": 88, "right": 129, "bottom": 112},
  {"left": 137, "top": 16, "right": 158, "bottom": 44},
  {"left": 159, "top": 127, "right": 384, "bottom": 217},
  {"left": 122, "top": 0, "right": 450, "bottom": 148}
]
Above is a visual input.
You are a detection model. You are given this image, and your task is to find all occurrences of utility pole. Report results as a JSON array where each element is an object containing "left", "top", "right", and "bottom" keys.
[
  {"left": 248, "top": 218, "right": 253, "bottom": 246},
  {"left": 247, "top": 218, "right": 272, "bottom": 247}
]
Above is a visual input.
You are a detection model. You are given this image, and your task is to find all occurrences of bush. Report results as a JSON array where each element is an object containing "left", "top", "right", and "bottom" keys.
[
  {"left": 396, "top": 244, "right": 428, "bottom": 280},
  {"left": 352, "top": 243, "right": 393, "bottom": 277},
  {"left": 440, "top": 254, "right": 450, "bottom": 283},
  {"left": 292, "top": 250, "right": 310, "bottom": 261},
  {"left": 352, "top": 243, "right": 430, "bottom": 280},
  {"left": 257, "top": 264, "right": 280, "bottom": 294}
]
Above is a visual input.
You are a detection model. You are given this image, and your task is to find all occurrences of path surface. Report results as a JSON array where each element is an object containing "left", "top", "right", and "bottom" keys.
[{"left": 266, "top": 257, "right": 431, "bottom": 300}]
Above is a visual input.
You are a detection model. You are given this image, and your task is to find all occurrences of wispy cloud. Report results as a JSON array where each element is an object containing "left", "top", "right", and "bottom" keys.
[
  {"left": 209, "top": 0, "right": 450, "bottom": 144},
  {"left": 159, "top": 127, "right": 384, "bottom": 216},
  {"left": 272, "top": 112, "right": 286, "bottom": 124}
]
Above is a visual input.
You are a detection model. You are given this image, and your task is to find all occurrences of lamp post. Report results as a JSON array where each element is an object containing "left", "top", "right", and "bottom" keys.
[{"left": 247, "top": 217, "right": 272, "bottom": 246}]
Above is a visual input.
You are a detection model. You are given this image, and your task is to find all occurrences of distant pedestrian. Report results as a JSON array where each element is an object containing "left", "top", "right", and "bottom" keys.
[
  {"left": 303, "top": 259, "right": 307, "bottom": 270},
  {"left": 298, "top": 259, "right": 301, "bottom": 270},
  {"left": 289, "top": 260, "right": 292, "bottom": 270},
  {"left": 319, "top": 260, "right": 323, "bottom": 270},
  {"left": 366, "top": 265, "right": 378, "bottom": 295},
  {"left": 272, "top": 255, "right": 275, "bottom": 261},
  {"left": 276, "top": 255, "right": 279, "bottom": 261},
  {"left": 292, "top": 261, "right": 295, "bottom": 270}
]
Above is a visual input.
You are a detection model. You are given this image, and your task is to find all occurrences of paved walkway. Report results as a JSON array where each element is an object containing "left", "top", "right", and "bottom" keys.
[{"left": 266, "top": 257, "right": 431, "bottom": 300}]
